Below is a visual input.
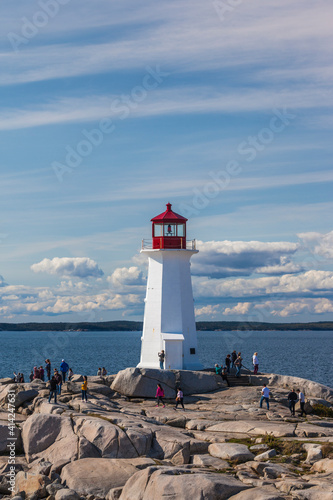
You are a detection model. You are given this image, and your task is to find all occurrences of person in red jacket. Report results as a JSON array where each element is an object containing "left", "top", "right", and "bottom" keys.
[{"left": 155, "top": 383, "right": 165, "bottom": 407}]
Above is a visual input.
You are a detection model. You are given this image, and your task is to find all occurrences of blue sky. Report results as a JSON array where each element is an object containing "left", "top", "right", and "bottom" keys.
[{"left": 1, "top": 0, "right": 333, "bottom": 323}]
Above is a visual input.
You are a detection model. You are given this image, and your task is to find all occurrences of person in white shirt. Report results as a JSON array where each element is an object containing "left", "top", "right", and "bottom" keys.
[
  {"left": 260, "top": 384, "right": 270, "bottom": 410},
  {"left": 297, "top": 389, "right": 306, "bottom": 417},
  {"left": 252, "top": 352, "right": 259, "bottom": 374}
]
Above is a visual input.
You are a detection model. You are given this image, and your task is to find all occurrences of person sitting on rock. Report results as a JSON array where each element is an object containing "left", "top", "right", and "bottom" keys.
[
  {"left": 48, "top": 376, "right": 57, "bottom": 404},
  {"left": 215, "top": 363, "right": 222, "bottom": 376},
  {"left": 155, "top": 383, "right": 165, "bottom": 407},
  {"left": 288, "top": 387, "right": 298, "bottom": 416},
  {"left": 68, "top": 368, "right": 74, "bottom": 380},
  {"left": 97, "top": 367, "right": 102, "bottom": 376},
  {"left": 101, "top": 367, "right": 107, "bottom": 376}
]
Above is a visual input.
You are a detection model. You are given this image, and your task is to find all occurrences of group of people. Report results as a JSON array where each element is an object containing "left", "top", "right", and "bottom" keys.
[
  {"left": 97, "top": 367, "right": 108, "bottom": 376},
  {"left": 214, "top": 350, "right": 259, "bottom": 384},
  {"left": 155, "top": 383, "right": 185, "bottom": 410},
  {"left": 27, "top": 359, "right": 74, "bottom": 383},
  {"left": 260, "top": 383, "right": 306, "bottom": 416}
]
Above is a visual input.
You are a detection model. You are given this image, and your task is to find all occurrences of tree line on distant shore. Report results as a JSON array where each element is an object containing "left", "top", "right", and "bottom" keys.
[{"left": 0, "top": 320, "right": 332, "bottom": 332}]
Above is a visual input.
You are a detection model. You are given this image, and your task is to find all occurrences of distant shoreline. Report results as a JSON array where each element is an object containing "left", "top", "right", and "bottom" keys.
[{"left": 0, "top": 320, "right": 332, "bottom": 332}]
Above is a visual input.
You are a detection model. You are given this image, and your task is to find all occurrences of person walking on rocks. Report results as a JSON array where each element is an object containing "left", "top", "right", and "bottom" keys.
[
  {"left": 235, "top": 352, "right": 242, "bottom": 377},
  {"left": 174, "top": 387, "right": 185, "bottom": 410},
  {"left": 45, "top": 359, "right": 51, "bottom": 381},
  {"left": 288, "top": 387, "right": 298, "bottom": 416},
  {"left": 158, "top": 350, "right": 165, "bottom": 370},
  {"left": 252, "top": 352, "right": 259, "bottom": 374},
  {"left": 155, "top": 383, "right": 165, "bottom": 407},
  {"left": 60, "top": 359, "right": 69, "bottom": 382},
  {"left": 297, "top": 389, "right": 306, "bottom": 417},
  {"left": 81, "top": 376, "right": 88, "bottom": 402},
  {"left": 260, "top": 383, "right": 270, "bottom": 410},
  {"left": 48, "top": 375, "right": 57, "bottom": 404}
]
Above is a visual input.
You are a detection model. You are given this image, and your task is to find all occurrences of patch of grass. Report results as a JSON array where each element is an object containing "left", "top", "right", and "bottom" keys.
[
  {"left": 321, "top": 443, "right": 333, "bottom": 459},
  {"left": 261, "top": 435, "right": 306, "bottom": 458},
  {"left": 227, "top": 438, "right": 253, "bottom": 447},
  {"left": 86, "top": 413, "right": 115, "bottom": 424},
  {"left": 312, "top": 404, "right": 333, "bottom": 418}
]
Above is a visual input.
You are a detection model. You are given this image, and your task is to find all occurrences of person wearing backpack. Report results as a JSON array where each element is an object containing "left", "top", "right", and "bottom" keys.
[
  {"left": 287, "top": 388, "right": 298, "bottom": 416},
  {"left": 174, "top": 387, "right": 185, "bottom": 410}
]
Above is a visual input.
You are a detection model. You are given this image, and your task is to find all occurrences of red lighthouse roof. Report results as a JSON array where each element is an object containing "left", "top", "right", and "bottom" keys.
[{"left": 151, "top": 203, "right": 188, "bottom": 222}]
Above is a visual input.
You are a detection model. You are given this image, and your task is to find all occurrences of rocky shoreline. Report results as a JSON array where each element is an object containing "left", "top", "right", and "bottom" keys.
[{"left": 0, "top": 368, "right": 333, "bottom": 500}]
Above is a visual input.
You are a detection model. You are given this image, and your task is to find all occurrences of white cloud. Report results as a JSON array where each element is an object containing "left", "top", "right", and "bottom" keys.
[
  {"left": 195, "top": 304, "right": 220, "bottom": 318},
  {"left": 192, "top": 240, "right": 298, "bottom": 278},
  {"left": 298, "top": 230, "right": 333, "bottom": 259},
  {"left": 194, "top": 270, "right": 333, "bottom": 299},
  {"left": 31, "top": 257, "right": 104, "bottom": 278},
  {"left": 108, "top": 266, "right": 145, "bottom": 288},
  {"left": 223, "top": 302, "right": 252, "bottom": 316}
]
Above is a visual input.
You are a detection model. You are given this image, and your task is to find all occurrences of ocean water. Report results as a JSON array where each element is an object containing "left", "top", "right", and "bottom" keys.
[{"left": 0, "top": 330, "right": 332, "bottom": 388}]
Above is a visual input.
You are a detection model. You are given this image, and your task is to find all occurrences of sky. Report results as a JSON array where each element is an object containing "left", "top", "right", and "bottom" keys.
[{"left": 0, "top": 0, "right": 333, "bottom": 324}]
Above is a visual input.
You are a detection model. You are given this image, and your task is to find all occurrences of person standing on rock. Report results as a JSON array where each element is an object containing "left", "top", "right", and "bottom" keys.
[
  {"left": 54, "top": 369, "right": 62, "bottom": 395},
  {"left": 97, "top": 367, "right": 102, "bottom": 376},
  {"left": 252, "top": 352, "right": 259, "bottom": 374},
  {"left": 68, "top": 368, "right": 74, "bottom": 380},
  {"left": 155, "top": 383, "right": 165, "bottom": 407},
  {"left": 39, "top": 365, "right": 45, "bottom": 382},
  {"left": 260, "top": 383, "right": 270, "bottom": 410},
  {"left": 297, "top": 389, "right": 306, "bottom": 417},
  {"left": 158, "top": 350, "right": 165, "bottom": 370},
  {"left": 174, "top": 387, "right": 185, "bottom": 410},
  {"left": 29, "top": 370, "right": 34, "bottom": 382},
  {"left": 45, "top": 359, "right": 51, "bottom": 381},
  {"left": 288, "top": 387, "right": 298, "bottom": 416},
  {"left": 60, "top": 359, "right": 69, "bottom": 382},
  {"left": 221, "top": 366, "right": 230, "bottom": 387},
  {"left": 81, "top": 376, "right": 88, "bottom": 402},
  {"left": 231, "top": 350, "right": 237, "bottom": 370},
  {"left": 48, "top": 375, "right": 58, "bottom": 404},
  {"left": 225, "top": 354, "right": 231, "bottom": 374},
  {"left": 235, "top": 353, "right": 242, "bottom": 377}
]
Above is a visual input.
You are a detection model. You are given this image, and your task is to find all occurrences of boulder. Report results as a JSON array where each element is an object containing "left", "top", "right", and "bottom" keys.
[
  {"left": 208, "top": 443, "right": 254, "bottom": 462},
  {"left": 14, "top": 471, "right": 51, "bottom": 498},
  {"left": 21, "top": 413, "right": 77, "bottom": 463},
  {"left": 290, "top": 486, "right": 333, "bottom": 499},
  {"left": 111, "top": 368, "right": 219, "bottom": 398},
  {"left": 0, "top": 384, "right": 39, "bottom": 408},
  {"left": 119, "top": 466, "right": 250, "bottom": 500},
  {"left": 192, "top": 454, "right": 229, "bottom": 469},
  {"left": 228, "top": 485, "right": 288, "bottom": 499},
  {"left": 67, "top": 381, "right": 113, "bottom": 396},
  {"left": 303, "top": 443, "right": 322, "bottom": 464},
  {"left": 74, "top": 416, "right": 139, "bottom": 458},
  {"left": 55, "top": 489, "right": 80, "bottom": 500},
  {"left": 296, "top": 423, "right": 333, "bottom": 438},
  {"left": 0, "top": 377, "right": 15, "bottom": 385},
  {"left": 254, "top": 449, "right": 277, "bottom": 461},
  {"left": 206, "top": 420, "right": 296, "bottom": 438},
  {"left": 150, "top": 429, "right": 191, "bottom": 460},
  {"left": 61, "top": 458, "right": 154, "bottom": 497},
  {"left": 311, "top": 458, "right": 333, "bottom": 473}
]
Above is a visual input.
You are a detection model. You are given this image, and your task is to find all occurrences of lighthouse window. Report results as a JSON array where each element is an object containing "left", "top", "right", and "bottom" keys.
[
  {"left": 164, "top": 224, "right": 175, "bottom": 236},
  {"left": 154, "top": 224, "right": 163, "bottom": 237},
  {"left": 177, "top": 224, "right": 185, "bottom": 237}
]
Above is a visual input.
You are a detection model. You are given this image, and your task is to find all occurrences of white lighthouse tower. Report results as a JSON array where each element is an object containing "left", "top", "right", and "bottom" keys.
[{"left": 137, "top": 203, "right": 202, "bottom": 370}]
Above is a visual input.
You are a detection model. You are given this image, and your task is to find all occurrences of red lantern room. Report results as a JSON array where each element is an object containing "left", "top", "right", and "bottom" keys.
[{"left": 151, "top": 203, "right": 188, "bottom": 249}]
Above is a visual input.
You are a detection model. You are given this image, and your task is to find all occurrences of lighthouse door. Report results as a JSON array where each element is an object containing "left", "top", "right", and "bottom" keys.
[{"left": 162, "top": 334, "right": 184, "bottom": 370}]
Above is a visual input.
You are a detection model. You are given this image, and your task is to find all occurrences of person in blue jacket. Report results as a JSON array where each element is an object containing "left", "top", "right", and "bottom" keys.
[{"left": 60, "top": 359, "right": 69, "bottom": 382}]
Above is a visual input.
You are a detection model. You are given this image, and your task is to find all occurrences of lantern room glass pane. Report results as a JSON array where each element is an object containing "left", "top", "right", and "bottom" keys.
[
  {"left": 177, "top": 224, "right": 185, "bottom": 237},
  {"left": 164, "top": 224, "right": 176, "bottom": 236},
  {"left": 154, "top": 224, "right": 163, "bottom": 237}
]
